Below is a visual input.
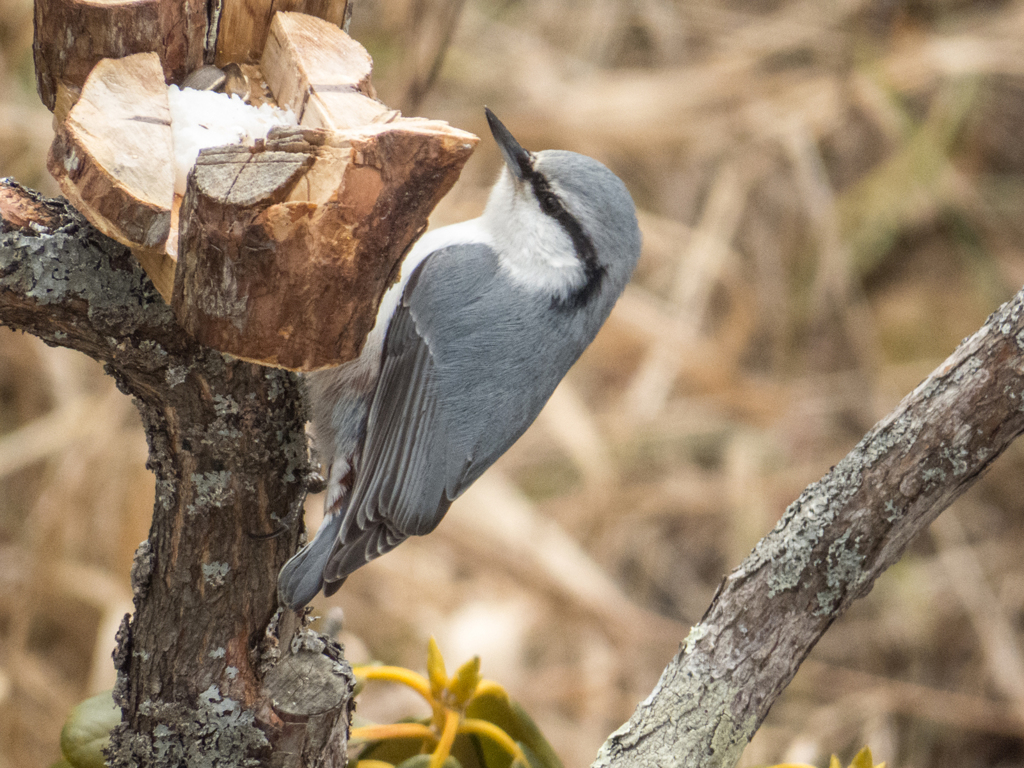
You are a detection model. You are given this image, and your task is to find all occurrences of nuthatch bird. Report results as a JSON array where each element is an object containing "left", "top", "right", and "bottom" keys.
[{"left": 278, "top": 108, "right": 642, "bottom": 609}]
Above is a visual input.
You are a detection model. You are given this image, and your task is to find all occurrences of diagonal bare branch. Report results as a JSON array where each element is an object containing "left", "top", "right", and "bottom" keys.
[{"left": 595, "top": 283, "right": 1024, "bottom": 767}]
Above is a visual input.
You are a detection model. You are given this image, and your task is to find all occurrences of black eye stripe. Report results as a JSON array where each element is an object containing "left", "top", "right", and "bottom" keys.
[
  {"left": 524, "top": 166, "right": 605, "bottom": 309},
  {"left": 514, "top": 151, "right": 533, "bottom": 181}
]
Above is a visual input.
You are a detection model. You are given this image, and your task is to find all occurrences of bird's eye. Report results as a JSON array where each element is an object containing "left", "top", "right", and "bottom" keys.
[{"left": 538, "top": 190, "right": 560, "bottom": 216}]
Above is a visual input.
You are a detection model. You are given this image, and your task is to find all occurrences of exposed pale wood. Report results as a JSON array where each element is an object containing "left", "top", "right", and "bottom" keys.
[
  {"left": 261, "top": 11, "right": 387, "bottom": 130},
  {"left": 47, "top": 53, "right": 174, "bottom": 254},
  {"left": 302, "top": 91, "right": 392, "bottom": 131},
  {"left": 52, "top": 82, "right": 81, "bottom": 129},
  {"left": 33, "top": 0, "right": 206, "bottom": 112},
  {"left": 215, "top": 0, "right": 350, "bottom": 66},
  {"left": 173, "top": 12, "right": 477, "bottom": 370},
  {"left": 174, "top": 120, "right": 478, "bottom": 370},
  {"left": 39, "top": 9, "right": 478, "bottom": 369},
  {"left": 262, "top": 629, "right": 352, "bottom": 763}
]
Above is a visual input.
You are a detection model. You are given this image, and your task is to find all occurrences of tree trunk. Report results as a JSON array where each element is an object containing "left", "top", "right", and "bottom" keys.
[{"left": 0, "top": 179, "right": 352, "bottom": 767}]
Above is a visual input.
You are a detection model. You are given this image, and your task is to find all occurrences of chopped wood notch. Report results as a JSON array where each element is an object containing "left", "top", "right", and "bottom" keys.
[
  {"left": 42, "top": 9, "right": 478, "bottom": 371},
  {"left": 47, "top": 52, "right": 177, "bottom": 299},
  {"left": 215, "top": 0, "right": 351, "bottom": 67},
  {"left": 33, "top": 0, "right": 348, "bottom": 114}
]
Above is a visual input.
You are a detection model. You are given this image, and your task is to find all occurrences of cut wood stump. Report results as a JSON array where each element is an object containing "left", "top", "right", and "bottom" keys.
[
  {"left": 33, "top": 0, "right": 350, "bottom": 113},
  {"left": 41, "top": 8, "right": 478, "bottom": 370},
  {"left": 175, "top": 121, "right": 476, "bottom": 370},
  {"left": 215, "top": 0, "right": 351, "bottom": 67},
  {"left": 33, "top": 0, "right": 207, "bottom": 113},
  {"left": 261, "top": 11, "right": 387, "bottom": 130},
  {"left": 46, "top": 52, "right": 177, "bottom": 297}
]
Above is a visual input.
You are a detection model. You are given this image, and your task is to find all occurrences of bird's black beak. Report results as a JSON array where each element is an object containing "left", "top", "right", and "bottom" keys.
[{"left": 485, "top": 107, "right": 532, "bottom": 181}]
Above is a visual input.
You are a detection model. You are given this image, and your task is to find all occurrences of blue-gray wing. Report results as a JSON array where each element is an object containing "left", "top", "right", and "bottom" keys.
[
  {"left": 321, "top": 244, "right": 498, "bottom": 585},
  {"left": 344, "top": 285, "right": 451, "bottom": 537},
  {"left": 321, "top": 241, "right": 602, "bottom": 587}
]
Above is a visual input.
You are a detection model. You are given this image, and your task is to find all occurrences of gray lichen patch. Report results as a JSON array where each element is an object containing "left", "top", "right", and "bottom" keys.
[
  {"left": 941, "top": 442, "right": 971, "bottom": 477},
  {"left": 266, "top": 368, "right": 292, "bottom": 403},
  {"left": 213, "top": 393, "right": 241, "bottom": 417},
  {"left": 202, "top": 560, "right": 230, "bottom": 587},
  {"left": 130, "top": 539, "right": 155, "bottom": 598},
  {"left": 815, "top": 525, "right": 867, "bottom": 615},
  {"left": 749, "top": 469, "right": 858, "bottom": 598},
  {"left": 708, "top": 702, "right": 757, "bottom": 768},
  {"left": 189, "top": 470, "right": 235, "bottom": 512},
  {"left": 107, "top": 685, "right": 269, "bottom": 768},
  {"left": 165, "top": 364, "right": 189, "bottom": 387},
  {"left": 2, "top": 212, "right": 169, "bottom": 334},
  {"left": 195, "top": 259, "right": 249, "bottom": 331},
  {"left": 204, "top": 394, "right": 243, "bottom": 444},
  {"left": 684, "top": 623, "right": 710, "bottom": 655},
  {"left": 279, "top": 424, "right": 310, "bottom": 486},
  {"left": 592, "top": 671, "right": 756, "bottom": 768},
  {"left": 884, "top": 499, "right": 901, "bottom": 522},
  {"left": 992, "top": 290, "right": 1024, "bottom": 344}
]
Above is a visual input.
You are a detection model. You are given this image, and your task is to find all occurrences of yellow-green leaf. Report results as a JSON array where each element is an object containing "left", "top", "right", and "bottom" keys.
[
  {"left": 829, "top": 756, "right": 842, "bottom": 768},
  {"left": 849, "top": 746, "right": 882, "bottom": 768},
  {"left": 465, "top": 689, "right": 562, "bottom": 768},
  {"left": 427, "top": 637, "right": 448, "bottom": 699},
  {"left": 450, "top": 656, "right": 482, "bottom": 707},
  {"left": 59, "top": 690, "right": 120, "bottom": 768}
]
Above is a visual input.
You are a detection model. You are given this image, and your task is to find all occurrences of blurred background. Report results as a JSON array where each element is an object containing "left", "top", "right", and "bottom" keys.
[{"left": 5, "top": 0, "right": 1024, "bottom": 766}]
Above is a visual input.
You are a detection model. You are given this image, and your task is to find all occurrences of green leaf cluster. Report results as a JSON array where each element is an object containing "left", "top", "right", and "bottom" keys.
[{"left": 352, "top": 638, "right": 562, "bottom": 768}]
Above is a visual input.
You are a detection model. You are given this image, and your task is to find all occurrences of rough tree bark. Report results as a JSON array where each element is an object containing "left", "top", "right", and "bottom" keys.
[{"left": 0, "top": 180, "right": 352, "bottom": 767}]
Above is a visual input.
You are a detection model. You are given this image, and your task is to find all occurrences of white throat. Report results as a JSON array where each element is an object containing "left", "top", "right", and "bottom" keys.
[
  {"left": 481, "top": 168, "right": 585, "bottom": 300},
  {"left": 342, "top": 165, "right": 588, "bottom": 380}
]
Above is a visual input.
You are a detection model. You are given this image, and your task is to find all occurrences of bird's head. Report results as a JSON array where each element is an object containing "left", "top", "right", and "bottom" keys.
[{"left": 482, "top": 108, "right": 641, "bottom": 309}]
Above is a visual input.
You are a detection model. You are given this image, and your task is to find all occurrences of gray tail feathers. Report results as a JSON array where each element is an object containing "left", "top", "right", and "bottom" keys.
[
  {"left": 277, "top": 511, "right": 344, "bottom": 610},
  {"left": 321, "top": 522, "right": 404, "bottom": 593}
]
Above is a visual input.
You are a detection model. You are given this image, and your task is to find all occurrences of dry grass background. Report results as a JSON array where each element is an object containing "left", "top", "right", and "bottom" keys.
[{"left": 5, "top": 0, "right": 1024, "bottom": 766}]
